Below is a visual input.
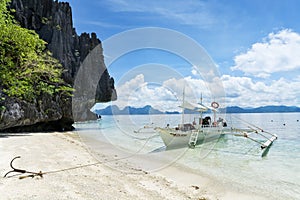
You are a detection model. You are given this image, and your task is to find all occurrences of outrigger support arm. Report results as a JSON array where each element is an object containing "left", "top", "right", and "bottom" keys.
[
  {"left": 242, "top": 132, "right": 278, "bottom": 150},
  {"left": 242, "top": 132, "right": 265, "bottom": 146}
]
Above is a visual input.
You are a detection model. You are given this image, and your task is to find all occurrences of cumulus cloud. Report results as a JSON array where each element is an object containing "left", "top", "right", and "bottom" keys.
[
  {"left": 221, "top": 75, "right": 300, "bottom": 107},
  {"left": 95, "top": 72, "right": 300, "bottom": 111},
  {"left": 109, "top": 74, "right": 222, "bottom": 112},
  {"left": 113, "top": 74, "right": 179, "bottom": 111},
  {"left": 231, "top": 29, "right": 300, "bottom": 77}
]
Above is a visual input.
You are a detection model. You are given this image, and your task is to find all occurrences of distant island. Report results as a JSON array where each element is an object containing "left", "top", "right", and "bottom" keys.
[
  {"left": 94, "top": 105, "right": 300, "bottom": 115},
  {"left": 94, "top": 105, "right": 169, "bottom": 115}
]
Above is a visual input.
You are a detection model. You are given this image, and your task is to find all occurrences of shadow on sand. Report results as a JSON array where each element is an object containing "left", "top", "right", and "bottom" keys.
[{"left": 0, "top": 133, "right": 33, "bottom": 138}]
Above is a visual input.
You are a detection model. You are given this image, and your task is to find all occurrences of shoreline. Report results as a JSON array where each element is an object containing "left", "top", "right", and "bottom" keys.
[
  {"left": 0, "top": 131, "right": 266, "bottom": 199},
  {"left": 0, "top": 132, "right": 208, "bottom": 200}
]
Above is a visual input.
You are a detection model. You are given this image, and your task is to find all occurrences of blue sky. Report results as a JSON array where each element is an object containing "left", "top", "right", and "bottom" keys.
[{"left": 67, "top": 0, "right": 300, "bottom": 109}]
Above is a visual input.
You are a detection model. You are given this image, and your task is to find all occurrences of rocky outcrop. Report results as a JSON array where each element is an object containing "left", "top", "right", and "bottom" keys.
[
  {"left": 0, "top": 93, "right": 72, "bottom": 132},
  {"left": 0, "top": 0, "right": 116, "bottom": 132}
]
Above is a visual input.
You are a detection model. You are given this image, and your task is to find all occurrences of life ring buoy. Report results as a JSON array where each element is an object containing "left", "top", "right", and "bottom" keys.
[{"left": 211, "top": 101, "right": 219, "bottom": 109}]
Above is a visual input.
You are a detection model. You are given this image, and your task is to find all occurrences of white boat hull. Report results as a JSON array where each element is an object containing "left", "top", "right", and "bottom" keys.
[{"left": 157, "top": 126, "right": 224, "bottom": 149}]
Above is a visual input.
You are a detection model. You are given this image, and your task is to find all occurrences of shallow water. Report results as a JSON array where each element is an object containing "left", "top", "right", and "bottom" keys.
[{"left": 74, "top": 113, "right": 300, "bottom": 199}]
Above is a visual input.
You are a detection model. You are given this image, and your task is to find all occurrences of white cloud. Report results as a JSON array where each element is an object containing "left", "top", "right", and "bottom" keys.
[
  {"left": 109, "top": 74, "right": 223, "bottom": 112},
  {"left": 162, "top": 77, "right": 217, "bottom": 103},
  {"left": 95, "top": 73, "right": 300, "bottom": 111},
  {"left": 221, "top": 75, "right": 300, "bottom": 107},
  {"left": 117, "top": 74, "right": 146, "bottom": 98},
  {"left": 113, "top": 74, "right": 179, "bottom": 111},
  {"left": 231, "top": 29, "right": 300, "bottom": 77}
]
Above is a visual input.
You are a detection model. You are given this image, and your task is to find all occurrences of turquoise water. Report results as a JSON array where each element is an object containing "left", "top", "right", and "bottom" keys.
[{"left": 74, "top": 113, "right": 300, "bottom": 199}]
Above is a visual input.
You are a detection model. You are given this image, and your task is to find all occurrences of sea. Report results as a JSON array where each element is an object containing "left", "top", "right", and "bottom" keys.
[{"left": 74, "top": 113, "right": 300, "bottom": 200}]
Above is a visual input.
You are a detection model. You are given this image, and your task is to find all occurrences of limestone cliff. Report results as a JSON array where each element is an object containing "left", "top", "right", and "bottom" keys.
[{"left": 0, "top": 0, "right": 116, "bottom": 132}]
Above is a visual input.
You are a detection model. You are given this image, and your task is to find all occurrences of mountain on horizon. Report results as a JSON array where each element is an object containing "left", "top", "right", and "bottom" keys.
[
  {"left": 223, "top": 105, "right": 300, "bottom": 113},
  {"left": 94, "top": 105, "right": 164, "bottom": 115},
  {"left": 94, "top": 105, "right": 300, "bottom": 115}
]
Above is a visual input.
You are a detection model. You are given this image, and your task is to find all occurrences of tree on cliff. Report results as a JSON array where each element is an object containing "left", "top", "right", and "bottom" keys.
[{"left": 0, "top": 0, "right": 73, "bottom": 102}]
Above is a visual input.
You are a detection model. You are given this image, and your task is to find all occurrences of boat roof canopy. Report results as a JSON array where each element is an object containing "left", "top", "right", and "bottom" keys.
[{"left": 179, "top": 101, "right": 217, "bottom": 112}]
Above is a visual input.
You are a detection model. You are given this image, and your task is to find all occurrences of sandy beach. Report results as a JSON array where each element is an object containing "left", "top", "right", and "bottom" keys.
[{"left": 0, "top": 131, "right": 266, "bottom": 200}]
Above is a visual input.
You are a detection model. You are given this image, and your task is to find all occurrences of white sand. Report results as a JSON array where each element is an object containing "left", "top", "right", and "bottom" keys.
[{"left": 0, "top": 132, "right": 266, "bottom": 200}]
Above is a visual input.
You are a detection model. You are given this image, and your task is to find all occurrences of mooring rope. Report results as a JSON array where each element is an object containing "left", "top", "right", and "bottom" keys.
[
  {"left": 3, "top": 132, "right": 155, "bottom": 180},
  {"left": 4, "top": 154, "right": 139, "bottom": 179}
]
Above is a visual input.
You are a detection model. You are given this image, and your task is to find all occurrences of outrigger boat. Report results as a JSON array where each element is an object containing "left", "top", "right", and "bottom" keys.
[
  {"left": 153, "top": 92, "right": 278, "bottom": 157},
  {"left": 155, "top": 99, "right": 227, "bottom": 149}
]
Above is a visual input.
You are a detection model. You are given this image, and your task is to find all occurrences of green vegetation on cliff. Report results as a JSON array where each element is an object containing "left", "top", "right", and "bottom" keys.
[{"left": 0, "top": 0, "right": 73, "bottom": 101}]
